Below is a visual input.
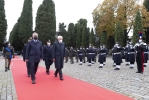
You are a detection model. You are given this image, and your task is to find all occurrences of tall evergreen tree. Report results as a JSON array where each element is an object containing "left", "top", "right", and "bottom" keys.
[
  {"left": 115, "top": 22, "right": 124, "bottom": 46},
  {"left": 9, "top": 18, "right": 23, "bottom": 51},
  {"left": 144, "top": 0, "right": 149, "bottom": 11},
  {"left": 100, "top": 31, "right": 108, "bottom": 46},
  {"left": 68, "top": 23, "right": 75, "bottom": 47},
  {"left": 76, "top": 24, "right": 81, "bottom": 48},
  {"left": 17, "top": 0, "right": 32, "bottom": 46},
  {"left": 90, "top": 28, "right": 95, "bottom": 46},
  {"left": 82, "top": 27, "right": 87, "bottom": 48},
  {"left": 35, "top": 0, "right": 56, "bottom": 45},
  {"left": 0, "top": 0, "right": 7, "bottom": 49},
  {"left": 132, "top": 10, "right": 143, "bottom": 44},
  {"left": 86, "top": 27, "right": 90, "bottom": 47}
]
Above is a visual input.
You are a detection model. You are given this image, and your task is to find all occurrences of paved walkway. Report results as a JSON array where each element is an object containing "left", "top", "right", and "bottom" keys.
[{"left": 0, "top": 55, "right": 149, "bottom": 100}]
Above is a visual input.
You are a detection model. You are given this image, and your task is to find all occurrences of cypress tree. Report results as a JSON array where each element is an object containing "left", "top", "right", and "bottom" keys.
[
  {"left": 58, "top": 23, "right": 67, "bottom": 45},
  {"left": 100, "top": 31, "right": 108, "bottom": 46},
  {"left": 35, "top": 0, "right": 56, "bottom": 45},
  {"left": 115, "top": 22, "right": 124, "bottom": 46},
  {"left": 90, "top": 28, "right": 95, "bottom": 46},
  {"left": 0, "top": 0, "right": 7, "bottom": 49},
  {"left": 132, "top": 10, "right": 143, "bottom": 44},
  {"left": 82, "top": 27, "right": 87, "bottom": 48},
  {"left": 17, "top": 0, "right": 32, "bottom": 46},
  {"left": 76, "top": 24, "right": 81, "bottom": 48},
  {"left": 68, "top": 23, "right": 75, "bottom": 47},
  {"left": 143, "top": 0, "right": 149, "bottom": 11}
]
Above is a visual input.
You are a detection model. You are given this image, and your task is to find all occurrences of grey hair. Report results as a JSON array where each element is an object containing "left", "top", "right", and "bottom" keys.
[
  {"left": 32, "top": 32, "right": 38, "bottom": 37},
  {"left": 57, "top": 36, "right": 63, "bottom": 39}
]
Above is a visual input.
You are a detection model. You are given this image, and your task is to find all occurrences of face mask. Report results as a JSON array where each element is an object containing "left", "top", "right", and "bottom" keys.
[
  {"left": 34, "top": 36, "right": 38, "bottom": 40},
  {"left": 80, "top": 48, "right": 82, "bottom": 49},
  {"left": 139, "top": 40, "right": 142, "bottom": 43},
  {"left": 8, "top": 44, "right": 11, "bottom": 46},
  {"left": 59, "top": 40, "right": 62, "bottom": 43},
  {"left": 47, "top": 43, "right": 50, "bottom": 46}
]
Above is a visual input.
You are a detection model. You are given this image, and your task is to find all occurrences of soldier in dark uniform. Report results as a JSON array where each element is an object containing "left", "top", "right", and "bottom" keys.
[
  {"left": 87, "top": 45, "right": 93, "bottom": 66},
  {"left": 82, "top": 48, "right": 86, "bottom": 63},
  {"left": 103, "top": 45, "right": 108, "bottom": 65},
  {"left": 128, "top": 44, "right": 135, "bottom": 69},
  {"left": 23, "top": 37, "right": 32, "bottom": 77},
  {"left": 114, "top": 44, "right": 123, "bottom": 70},
  {"left": 92, "top": 46, "right": 96, "bottom": 64},
  {"left": 75, "top": 48, "right": 79, "bottom": 62},
  {"left": 65, "top": 47, "right": 69, "bottom": 63},
  {"left": 124, "top": 42, "right": 130, "bottom": 65},
  {"left": 69, "top": 47, "right": 74, "bottom": 64},
  {"left": 143, "top": 43, "right": 148, "bottom": 67},
  {"left": 78, "top": 47, "right": 84, "bottom": 65},
  {"left": 98, "top": 45, "right": 106, "bottom": 68},
  {"left": 3, "top": 41, "right": 15, "bottom": 72},
  {"left": 112, "top": 44, "right": 117, "bottom": 67},
  {"left": 134, "top": 38, "right": 145, "bottom": 73},
  {"left": 43, "top": 40, "right": 53, "bottom": 75}
]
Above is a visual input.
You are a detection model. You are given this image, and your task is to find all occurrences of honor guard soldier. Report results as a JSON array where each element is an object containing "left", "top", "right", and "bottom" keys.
[
  {"left": 92, "top": 46, "right": 96, "bottom": 64},
  {"left": 98, "top": 45, "right": 107, "bottom": 68},
  {"left": 69, "top": 47, "right": 74, "bottom": 64},
  {"left": 114, "top": 44, "right": 123, "bottom": 70},
  {"left": 82, "top": 48, "right": 86, "bottom": 63},
  {"left": 143, "top": 43, "right": 148, "bottom": 67},
  {"left": 42, "top": 40, "right": 53, "bottom": 75},
  {"left": 112, "top": 43, "right": 118, "bottom": 67},
  {"left": 78, "top": 46, "right": 84, "bottom": 65},
  {"left": 87, "top": 45, "right": 93, "bottom": 66},
  {"left": 125, "top": 42, "right": 130, "bottom": 66},
  {"left": 103, "top": 45, "right": 108, "bottom": 65},
  {"left": 134, "top": 38, "right": 145, "bottom": 73},
  {"left": 65, "top": 47, "right": 69, "bottom": 63},
  {"left": 128, "top": 44, "right": 135, "bottom": 69}
]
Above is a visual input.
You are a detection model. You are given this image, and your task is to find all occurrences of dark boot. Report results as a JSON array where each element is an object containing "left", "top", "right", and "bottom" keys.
[
  {"left": 59, "top": 70, "right": 63, "bottom": 80},
  {"left": 5, "top": 67, "right": 7, "bottom": 72},
  {"left": 7, "top": 67, "right": 10, "bottom": 70}
]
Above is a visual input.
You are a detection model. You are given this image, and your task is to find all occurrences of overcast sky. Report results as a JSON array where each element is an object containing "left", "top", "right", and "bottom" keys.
[{"left": 5, "top": 0, "right": 104, "bottom": 39}]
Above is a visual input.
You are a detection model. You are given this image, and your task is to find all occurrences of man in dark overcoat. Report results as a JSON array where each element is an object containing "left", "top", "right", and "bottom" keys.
[
  {"left": 52, "top": 36, "right": 65, "bottom": 80},
  {"left": 25, "top": 32, "right": 42, "bottom": 84}
]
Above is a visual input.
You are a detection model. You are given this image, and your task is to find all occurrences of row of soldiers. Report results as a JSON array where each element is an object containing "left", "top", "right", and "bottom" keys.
[
  {"left": 112, "top": 39, "right": 149, "bottom": 73},
  {"left": 64, "top": 45, "right": 108, "bottom": 67}
]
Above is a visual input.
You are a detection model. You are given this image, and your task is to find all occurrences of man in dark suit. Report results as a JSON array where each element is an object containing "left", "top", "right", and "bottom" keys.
[
  {"left": 43, "top": 40, "right": 53, "bottom": 75},
  {"left": 52, "top": 36, "right": 65, "bottom": 81},
  {"left": 23, "top": 37, "right": 32, "bottom": 77},
  {"left": 25, "top": 32, "right": 42, "bottom": 84}
]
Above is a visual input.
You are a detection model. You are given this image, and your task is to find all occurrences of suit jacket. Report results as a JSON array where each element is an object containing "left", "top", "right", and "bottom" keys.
[
  {"left": 25, "top": 40, "right": 42, "bottom": 63},
  {"left": 52, "top": 42, "right": 65, "bottom": 69}
]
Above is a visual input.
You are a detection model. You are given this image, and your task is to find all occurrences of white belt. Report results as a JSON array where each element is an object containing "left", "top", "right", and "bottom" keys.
[
  {"left": 128, "top": 52, "right": 135, "bottom": 54},
  {"left": 88, "top": 53, "right": 94, "bottom": 54},
  {"left": 79, "top": 54, "right": 83, "bottom": 55},
  {"left": 114, "top": 52, "right": 121, "bottom": 55},
  {"left": 144, "top": 52, "right": 148, "bottom": 54}
]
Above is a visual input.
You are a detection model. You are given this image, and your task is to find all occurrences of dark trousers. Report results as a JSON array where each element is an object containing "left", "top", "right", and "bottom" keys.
[
  {"left": 83, "top": 57, "right": 85, "bottom": 62},
  {"left": 136, "top": 52, "right": 143, "bottom": 73},
  {"left": 130, "top": 62, "right": 134, "bottom": 64},
  {"left": 80, "top": 59, "right": 82, "bottom": 62},
  {"left": 30, "top": 62, "right": 39, "bottom": 80},
  {"left": 45, "top": 58, "right": 52, "bottom": 72},
  {"left": 92, "top": 57, "right": 94, "bottom": 62},
  {"left": 88, "top": 58, "right": 91, "bottom": 63},
  {"left": 65, "top": 56, "right": 68, "bottom": 62},
  {"left": 54, "top": 68, "right": 63, "bottom": 79},
  {"left": 26, "top": 62, "right": 31, "bottom": 75}
]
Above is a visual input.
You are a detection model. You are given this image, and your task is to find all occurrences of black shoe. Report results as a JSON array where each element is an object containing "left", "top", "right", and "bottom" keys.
[
  {"left": 130, "top": 67, "right": 134, "bottom": 69},
  {"left": 114, "top": 68, "right": 120, "bottom": 70},
  {"left": 8, "top": 67, "right": 10, "bottom": 70},
  {"left": 5, "top": 69, "right": 7, "bottom": 72},
  {"left": 32, "top": 80, "right": 36, "bottom": 84},
  {"left": 144, "top": 65, "right": 147, "bottom": 67},
  {"left": 54, "top": 73, "right": 57, "bottom": 77},
  {"left": 60, "top": 78, "right": 64, "bottom": 81},
  {"left": 46, "top": 71, "right": 50, "bottom": 75},
  {"left": 99, "top": 66, "right": 103, "bottom": 68}
]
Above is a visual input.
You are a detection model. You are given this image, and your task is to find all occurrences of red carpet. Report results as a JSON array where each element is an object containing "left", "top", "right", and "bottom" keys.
[{"left": 11, "top": 57, "right": 133, "bottom": 100}]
